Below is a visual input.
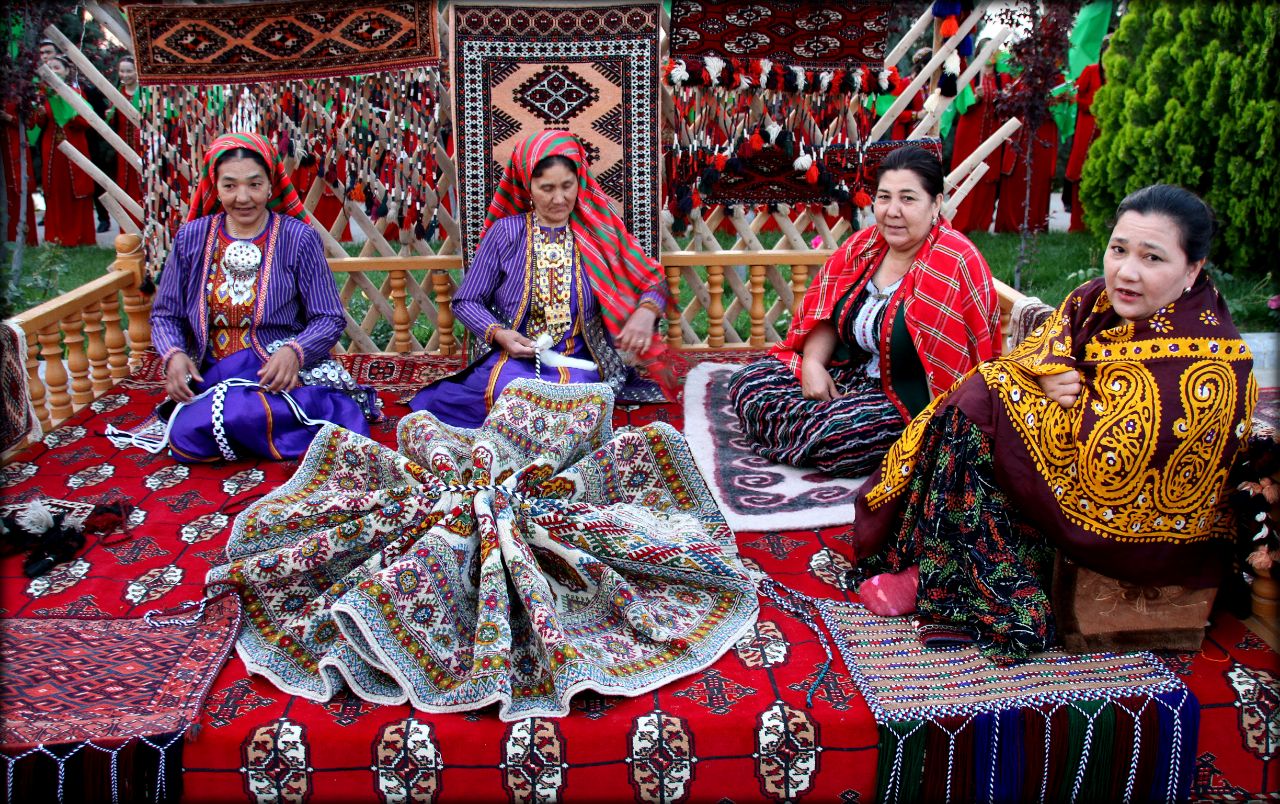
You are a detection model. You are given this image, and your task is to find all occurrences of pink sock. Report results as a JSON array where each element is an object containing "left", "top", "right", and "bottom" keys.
[{"left": 859, "top": 565, "right": 919, "bottom": 616}]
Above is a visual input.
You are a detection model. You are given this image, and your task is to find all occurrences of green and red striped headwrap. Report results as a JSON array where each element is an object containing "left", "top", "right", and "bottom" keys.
[
  {"left": 186, "top": 132, "right": 311, "bottom": 223},
  {"left": 483, "top": 130, "right": 666, "bottom": 340}
]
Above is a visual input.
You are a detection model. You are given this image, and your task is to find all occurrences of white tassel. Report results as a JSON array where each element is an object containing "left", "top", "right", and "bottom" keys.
[
  {"left": 790, "top": 66, "right": 807, "bottom": 93},
  {"left": 849, "top": 68, "right": 864, "bottom": 94},
  {"left": 759, "top": 58, "right": 773, "bottom": 85},
  {"left": 793, "top": 152, "right": 814, "bottom": 171},
  {"left": 16, "top": 499, "right": 56, "bottom": 535},
  {"left": 764, "top": 118, "right": 782, "bottom": 145},
  {"left": 944, "top": 52, "right": 961, "bottom": 76},
  {"left": 739, "top": 70, "right": 753, "bottom": 91},
  {"left": 818, "top": 70, "right": 834, "bottom": 94},
  {"left": 877, "top": 68, "right": 892, "bottom": 93},
  {"left": 668, "top": 59, "right": 690, "bottom": 87},
  {"left": 923, "top": 89, "right": 944, "bottom": 116},
  {"left": 704, "top": 55, "right": 726, "bottom": 85}
]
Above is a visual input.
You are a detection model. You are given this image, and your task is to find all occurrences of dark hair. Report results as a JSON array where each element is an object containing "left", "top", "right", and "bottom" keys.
[
  {"left": 531, "top": 154, "right": 577, "bottom": 179},
  {"left": 1114, "top": 184, "right": 1216, "bottom": 263},
  {"left": 118, "top": 56, "right": 136, "bottom": 67},
  {"left": 876, "top": 145, "right": 944, "bottom": 198},
  {"left": 213, "top": 147, "right": 271, "bottom": 180}
]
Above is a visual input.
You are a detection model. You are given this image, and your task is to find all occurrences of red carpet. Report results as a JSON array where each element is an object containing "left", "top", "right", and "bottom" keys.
[{"left": 1, "top": 356, "right": 1275, "bottom": 801}]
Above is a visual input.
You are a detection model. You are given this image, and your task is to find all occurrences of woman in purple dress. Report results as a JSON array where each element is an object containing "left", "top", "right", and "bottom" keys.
[
  {"left": 409, "top": 130, "right": 670, "bottom": 427},
  {"left": 109, "top": 133, "right": 377, "bottom": 462}
]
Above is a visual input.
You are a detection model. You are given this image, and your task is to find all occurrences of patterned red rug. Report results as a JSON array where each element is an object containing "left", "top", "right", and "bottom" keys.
[
  {"left": 669, "top": 1, "right": 891, "bottom": 66},
  {"left": 127, "top": 0, "right": 441, "bottom": 85},
  {"left": 450, "top": 1, "right": 662, "bottom": 262},
  {"left": 1, "top": 364, "right": 1276, "bottom": 801}
]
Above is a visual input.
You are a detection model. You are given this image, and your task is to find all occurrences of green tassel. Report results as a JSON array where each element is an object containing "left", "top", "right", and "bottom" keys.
[
  {"left": 1080, "top": 701, "right": 1116, "bottom": 803},
  {"left": 876, "top": 720, "right": 927, "bottom": 803},
  {"left": 1057, "top": 700, "right": 1107, "bottom": 802}
]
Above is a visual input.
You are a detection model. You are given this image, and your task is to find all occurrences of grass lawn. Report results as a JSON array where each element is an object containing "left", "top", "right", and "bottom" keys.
[{"left": 8, "top": 230, "right": 1273, "bottom": 336}]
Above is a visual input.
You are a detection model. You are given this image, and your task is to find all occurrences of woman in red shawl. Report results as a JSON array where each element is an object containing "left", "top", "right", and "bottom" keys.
[
  {"left": 729, "top": 145, "right": 1001, "bottom": 478},
  {"left": 409, "top": 130, "right": 669, "bottom": 427},
  {"left": 33, "top": 56, "right": 95, "bottom": 247}
]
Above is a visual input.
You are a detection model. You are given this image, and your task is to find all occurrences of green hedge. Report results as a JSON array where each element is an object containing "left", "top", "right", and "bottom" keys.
[{"left": 1081, "top": 2, "right": 1279, "bottom": 282}]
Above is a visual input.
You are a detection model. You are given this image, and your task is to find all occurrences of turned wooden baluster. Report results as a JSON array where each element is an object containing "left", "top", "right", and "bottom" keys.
[
  {"left": 791, "top": 263, "right": 809, "bottom": 317},
  {"left": 666, "top": 265, "right": 682, "bottom": 350},
  {"left": 432, "top": 269, "right": 455, "bottom": 356},
  {"left": 26, "top": 337, "right": 51, "bottom": 436},
  {"left": 101, "top": 293, "right": 129, "bottom": 381},
  {"left": 749, "top": 264, "right": 766, "bottom": 348},
  {"left": 707, "top": 264, "right": 725, "bottom": 349},
  {"left": 82, "top": 299, "right": 111, "bottom": 394},
  {"left": 39, "top": 322, "right": 72, "bottom": 425},
  {"left": 389, "top": 269, "right": 412, "bottom": 353},
  {"left": 112, "top": 233, "right": 150, "bottom": 365},
  {"left": 62, "top": 310, "right": 92, "bottom": 410}
]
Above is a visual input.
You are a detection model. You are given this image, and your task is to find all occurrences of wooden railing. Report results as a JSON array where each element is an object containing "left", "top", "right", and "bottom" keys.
[{"left": 7, "top": 234, "right": 1027, "bottom": 449}]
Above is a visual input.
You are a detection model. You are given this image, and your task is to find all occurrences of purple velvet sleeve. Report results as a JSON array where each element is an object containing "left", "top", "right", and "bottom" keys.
[
  {"left": 149, "top": 220, "right": 202, "bottom": 366},
  {"left": 284, "top": 221, "right": 346, "bottom": 366}
]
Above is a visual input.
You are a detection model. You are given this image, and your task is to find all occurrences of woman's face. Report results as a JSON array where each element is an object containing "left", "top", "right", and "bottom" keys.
[
  {"left": 529, "top": 162, "right": 578, "bottom": 227},
  {"left": 1103, "top": 211, "right": 1205, "bottom": 322},
  {"left": 118, "top": 60, "right": 137, "bottom": 86},
  {"left": 215, "top": 156, "right": 272, "bottom": 233},
  {"left": 874, "top": 169, "right": 941, "bottom": 255},
  {"left": 47, "top": 59, "right": 68, "bottom": 79}
]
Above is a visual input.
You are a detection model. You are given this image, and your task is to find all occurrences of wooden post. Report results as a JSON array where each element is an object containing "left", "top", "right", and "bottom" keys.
[
  {"left": 666, "top": 264, "right": 683, "bottom": 350},
  {"left": 62, "top": 310, "right": 92, "bottom": 409},
  {"left": 101, "top": 292, "right": 129, "bottom": 381},
  {"left": 944, "top": 161, "right": 990, "bottom": 219},
  {"left": 945, "top": 118, "right": 1022, "bottom": 192},
  {"left": 791, "top": 263, "right": 810, "bottom": 317},
  {"left": 26, "top": 338, "right": 50, "bottom": 436},
  {"left": 389, "top": 270, "right": 412, "bottom": 353},
  {"left": 81, "top": 299, "right": 111, "bottom": 394},
  {"left": 39, "top": 323, "right": 72, "bottom": 425},
  {"left": 57, "top": 140, "right": 144, "bottom": 221},
  {"left": 707, "top": 264, "right": 725, "bottom": 349},
  {"left": 908, "top": 27, "right": 1012, "bottom": 140},
  {"left": 111, "top": 234, "right": 150, "bottom": 365},
  {"left": 884, "top": 7, "right": 934, "bottom": 69},
  {"left": 749, "top": 264, "right": 766, "bottom": 347},
  {"left": 431, "top": 269, "right": 455, "bottom": 356}
]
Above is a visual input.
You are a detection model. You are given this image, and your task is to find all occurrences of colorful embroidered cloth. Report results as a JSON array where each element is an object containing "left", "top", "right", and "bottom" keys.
[
  {"left": 820, "top": 599, "right": 1200, "bottom": 803},
  {"left": 771, "top": 220, "right": 1001, "bottom": 416},
  {"left": 451, "top": 2, "right": 662, "bottom": 266},
  {"left": 669, "top": 1, "right": 891, "bottom": 66},
  {"left": 127, "top": 0, "right": 440, "bottom": 85},
  {"left": 858, "top": 275, "right": 1257, "bottom": 588},
  {"left": 207, "top": 380, "right": 758, "bottom": 720}
]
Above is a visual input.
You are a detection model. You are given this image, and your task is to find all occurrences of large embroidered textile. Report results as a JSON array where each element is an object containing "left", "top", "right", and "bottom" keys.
[
  {"left": 127, "top": 1, "right": 440, "bottom": 85},
  {"left": 1, "top": 321, "right": 39, "bottom": 454},
  {"left": 208, "top": 380, "right": 758, "bottom": 720},
  {"left": 858, "top": 275, "right": 1256, "bottom": 588},
  {"left": 451, "top": 1, "right": 662, "bottom": 262},
  {"left": 820, "top": 600, "right": 1200, "bottom": 803},
  {"left": 669, "top": 1, "right": 891, "bottom": 66}
]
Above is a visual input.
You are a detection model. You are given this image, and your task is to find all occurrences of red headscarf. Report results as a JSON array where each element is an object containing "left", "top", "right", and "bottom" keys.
[
  {"left": 186, "top": 132, "right": 311, "bottom": 223},
  {"left": 483, "top": 130, "right": 667, "bottom": 341}
]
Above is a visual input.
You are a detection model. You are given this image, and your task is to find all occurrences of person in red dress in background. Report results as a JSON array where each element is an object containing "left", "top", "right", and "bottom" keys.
[
  {"left": 948, "top": 44, "right": 1013, "bottom": 234},
  {"left": 1, "top": 101, "right": 38, "bottom": 245},
  {"left": 1064, "top": 36, "right": 1110, "bottom": 233},
  {"left": 994, "top": 54, "right": 1059, "bottom": 234},
  {"left": 109, "top": 56, "right": 143, "bottom": 228},
  {"left": 891, "top": 48, "right": 933, "bottom": 141},
  {"left": 33, "top": 56, "right": 96, "bottom": 247}
]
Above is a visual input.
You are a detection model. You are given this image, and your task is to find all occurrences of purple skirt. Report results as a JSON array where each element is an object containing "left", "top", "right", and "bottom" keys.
[{"left": 167, "top": 349, "right": 371, "bottom": 463}]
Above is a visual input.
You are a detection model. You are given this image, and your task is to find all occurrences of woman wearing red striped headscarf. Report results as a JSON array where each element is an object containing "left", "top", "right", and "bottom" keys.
[
  {"left": 108, "top": 132, "right": 378, "bottom": 463},
  {"left": 410, "top": 129, "right": 670, "bottom": 427}
]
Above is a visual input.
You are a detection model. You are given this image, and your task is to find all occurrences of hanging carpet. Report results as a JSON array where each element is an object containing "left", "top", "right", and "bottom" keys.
[{"left": 669, "top": 1, "right": 892, "bottom": 66}]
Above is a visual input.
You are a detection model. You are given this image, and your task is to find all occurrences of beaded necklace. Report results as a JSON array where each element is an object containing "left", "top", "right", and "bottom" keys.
[{"left": 528, "top": 220, "right": 575, "bottom": 343}]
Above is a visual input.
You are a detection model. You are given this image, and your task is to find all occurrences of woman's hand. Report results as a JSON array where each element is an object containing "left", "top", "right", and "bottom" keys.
[
  {"left": 1037, "top": 369, "right": 1082, "bottom": 408},
  {"left": 164, "top": 353, "right": 203, "bottom": 403},
  {"left": 494, "top": 328, "right": 536, "bottom": 358},
  {"left": 258, "top": 348, "right": 301, "bottom": 393},
  {"left": 801, "top": 358, "right": 842, "bottom": 402},
  {"left": 618, "top": 307, "right": 658, "bottom": 354}
]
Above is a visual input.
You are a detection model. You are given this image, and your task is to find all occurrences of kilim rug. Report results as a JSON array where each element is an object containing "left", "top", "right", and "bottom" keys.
[
  {"left": 1, "top": 321, "right": 40, "bottom": 455},
  {"left": 0, "top": 594, "right": 241, "bottom": 803},
  {"left": 683, "top": 362, "right": 863, "bottom": 531},
  {"left": 450, "top": 1, "right": 662, "bottom": 262},
  {"left": 669, "top": 1, "right": 892, "bottom": 66},
  {"left": 820, "top": 599, "right": 1205, "bottom": 803},
  {"left": 126, "top": 1, "right": 440, "bottom": 85}
]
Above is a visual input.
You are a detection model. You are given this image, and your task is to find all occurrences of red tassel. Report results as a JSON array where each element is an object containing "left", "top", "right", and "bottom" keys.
[
  {"left": 854, "top": 189, "right": 873, "bottom": 207},
  {"left": 805, "top": 162, "right": 820, "bottom": 185},
  {"left": 940, "top": 16, "right": 959, "bottom": 38},
  {"left": 749, "top": 130, "right": 765, "bottom": 152},
  {"left": 714, "top": 152, "right": 728, "bottom": 171},
  {"left": 691, "top": 189, "right": 703, "bottom": 208}
]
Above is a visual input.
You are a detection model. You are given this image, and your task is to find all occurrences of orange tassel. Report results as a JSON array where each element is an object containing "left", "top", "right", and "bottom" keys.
[
  {"left": 854, "top": 189, "right": 873, "bottom": 207},
  {"left": 940, "top": 16, "right": 959, "bottom": 38},
  {"left": 749, "top": 131, "right": 764, "bottom": 152}
]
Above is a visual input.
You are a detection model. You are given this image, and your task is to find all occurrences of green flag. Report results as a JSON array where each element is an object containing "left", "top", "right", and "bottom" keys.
[{"left": 1067, "top": 0, "right": 1112, "bottom": 79}]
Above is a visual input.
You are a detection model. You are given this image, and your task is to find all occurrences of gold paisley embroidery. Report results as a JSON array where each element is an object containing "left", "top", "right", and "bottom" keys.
[
  {"left": 1158, "top": 361, "right": 1236, "bottom": 518},
  {"left": 1077, "top": 362, "right": 1160, "bottom": 507},
  {"left": 862, "top": 392, "right": 946, "bottom": 510}
]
